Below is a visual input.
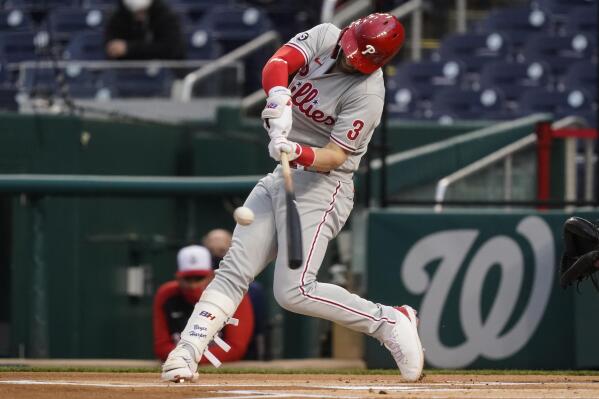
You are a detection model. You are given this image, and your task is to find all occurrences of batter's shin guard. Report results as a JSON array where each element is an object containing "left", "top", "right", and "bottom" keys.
[{"left": 161, "top": 290, "right": 238, "bottom": 381}]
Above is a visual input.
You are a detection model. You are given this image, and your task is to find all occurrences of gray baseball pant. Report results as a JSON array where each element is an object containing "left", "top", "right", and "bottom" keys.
[{"left": 205, "top": 166, "right": 398, "bottom": 341}]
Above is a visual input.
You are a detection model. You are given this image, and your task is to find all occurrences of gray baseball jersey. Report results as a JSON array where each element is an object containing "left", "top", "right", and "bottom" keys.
[
  {"left": 286, "top": 23, "right": 385, "bottom": 177},
  {"left": 181, "top": 23, "right": 400, "bottom": 352}
]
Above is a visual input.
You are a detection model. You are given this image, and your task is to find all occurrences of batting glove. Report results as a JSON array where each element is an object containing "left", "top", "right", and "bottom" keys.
[
  {"left": 268, "top": 136, "right": 300, "bottom": 162},
  {"left": 261, "top": 86, "right": 292, "bottom": 139}
]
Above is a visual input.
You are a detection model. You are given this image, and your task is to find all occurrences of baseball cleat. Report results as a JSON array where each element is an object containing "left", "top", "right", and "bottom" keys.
[
  {"left": 161, "top": 343, "right": 200, "bottom": 383},
  {"left": 383, "top": 305, "right": 424, "bottom": 382}
]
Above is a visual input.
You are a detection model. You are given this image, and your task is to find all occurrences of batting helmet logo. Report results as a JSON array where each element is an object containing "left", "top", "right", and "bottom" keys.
[
  {"left": 361, "top": 45, "right": 376, "bottom": 55},
  {"left": 339, "top": 13, "right": 405, "bottom": 74}
]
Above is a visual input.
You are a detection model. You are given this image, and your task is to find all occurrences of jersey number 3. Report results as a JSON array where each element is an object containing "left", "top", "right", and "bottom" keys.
[{"left": 347, "top": 120, "right": 364, "bottom": 141}]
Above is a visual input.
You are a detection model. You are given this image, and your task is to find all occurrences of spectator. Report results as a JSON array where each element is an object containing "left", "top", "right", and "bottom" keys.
[
  {"left": 202, "top": 228, "right": 232, "bottom": 268},
  {"left": 104, "top": 0, "right": 186, "bottom": 60},
  {"left": 153, "top": 245, "right": 254, "bottom": 362}
]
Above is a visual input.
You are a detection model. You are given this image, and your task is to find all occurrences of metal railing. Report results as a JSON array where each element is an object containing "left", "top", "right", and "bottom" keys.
[
  {"left": 389, "top": 0, "right": 423, "bottom": 62},
  {"left": 178, "top": 31, "right": 281, "bottom": 103},
  {"left": 434, "top": 116, "right": 594, "bottom": 212}
]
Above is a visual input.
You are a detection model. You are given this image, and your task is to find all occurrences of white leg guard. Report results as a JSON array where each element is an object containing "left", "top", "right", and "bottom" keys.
[{"left": 161, "top": 290, "right": 237, "bottom": 382}]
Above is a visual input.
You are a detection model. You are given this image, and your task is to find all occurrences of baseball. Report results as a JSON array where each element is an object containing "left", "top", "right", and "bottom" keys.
[{"left": 234, "top": 206, "right": 255, "bottom": 226}]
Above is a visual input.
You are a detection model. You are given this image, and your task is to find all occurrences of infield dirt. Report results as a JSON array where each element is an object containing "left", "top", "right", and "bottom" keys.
[{"left": 2, "top": 372, "right": 599, "bottom": 399}]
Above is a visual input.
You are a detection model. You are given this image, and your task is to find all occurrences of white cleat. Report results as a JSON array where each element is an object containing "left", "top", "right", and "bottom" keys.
[
  {"left": 384, "top": 305, "right": 424, "bottom": 382},
  {"left": 161, "top": 343, "right": 200, "bottom": 383}
]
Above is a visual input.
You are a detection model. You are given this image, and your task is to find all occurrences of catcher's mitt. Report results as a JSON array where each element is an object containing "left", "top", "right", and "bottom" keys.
[{"left": 560, "top": 216, "right": 599, "bottom": 290}]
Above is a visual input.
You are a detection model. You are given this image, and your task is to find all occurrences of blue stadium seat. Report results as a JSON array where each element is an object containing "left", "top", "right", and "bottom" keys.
[
  {"left": 386, "top": 84, "right": 427, "bottom": 119},
  {"left": 518, "top": 87, "right": 593, "bottom": 118},
  {"left": 171, "top": 0, "right": 232, "bottom": 23},
  {"left": 99, "top": 67, "right": 174, "bottom": 98},
  {"left": 561, "top": 61, "right": 597, "bottom": 102},
  {"left": 264, "top": 6, "right": 311, "bottom": 42},
  {"left": 63, "top": 31, "right": 105, "bottom": 60},
  {"left": 3, "top": 0, "right": 79, "bottom": 9},
  {"left": 431, "top": 87, "right": 509, "bottom": 121},
  {"left": 531, "top": 0, "right": 596, "bottom": 18},
  {"left": 438, "top": 32, "right": 511, "bottom": 74},
  {"left": 196, "top": 5, "right": 273, "bottom": 51},
  {"left": 0, "top": 31, "right": 40, "bottom": 63},
  {"left": 564, "top": 5, "right": 599, "bottom": 36},
  {"left": 46, "top": 7, "right": 105, "bottom": 38},
  {"left": 479, "top": 61, "right": 550, "bottom": 102},
  {"left": 80, "top": 0, "right": 117, "bottom": 10},
  {"left": 195, "top": 5, "right": 275, "bottom": 94},
  {"left": 21, "top": 66, "right": 100, "bottom": 98},
  {"left": 0, "top": 86, "right": 19, "bottom": 111},
  {"left": 186, "top": 28, "right": 222, "bottom": 60},
  {"left": 387, "top": 61, "right": 465, "bottom": 100},
  {"left": 522, "top": 33, "right": 594, "bottom": 76},
  {"left": 0, "top": 9, "right": 33, "bottom": 31},
  {"left": 480, "top": 6, "right": 550, "bottom": 47}
]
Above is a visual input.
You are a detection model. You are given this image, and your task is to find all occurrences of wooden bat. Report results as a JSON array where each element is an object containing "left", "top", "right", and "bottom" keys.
[{"left": 280, "top": 152, "right": 303, "bottom": 269}]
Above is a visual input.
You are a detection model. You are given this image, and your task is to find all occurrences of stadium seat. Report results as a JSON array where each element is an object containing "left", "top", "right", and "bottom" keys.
[
  {"left": 560, "top": 61, "right": 597, "bottom": 102},
  {"left": 3, "top": 0, "right": 79, "bottom": 9},
  {"left": 63, "top": 31, "right": 105, "bottom": 60},
  {"left": 518, "top": 87, "right": 594, "bottom": 119},
  {"left": 0, "top": 9, "right": 33, "bottom": 31},
  {"left": 531, "top": 0, "right": 596, "bottom": 18},
  {"left": 99, "top": 67, "right": 174, "bottom": 98},
  {"left": 480, "top": 6, "right": 550, "bottom": 47},
  {"left": 431, "top": 87, "right": 509, "bottom": 121},
  {"left": 80, "top": 0, "right": 117, "bottom": 10},
  {"left": 185, "top": 28, "right": 222, "bottom": 60},
  {"left": 0, "top": 31, "right": 42, "bottom": 63},
  {"left": 21, "top": 66, "right": 100, "bottom": 98},
  {"left": 522, "top": 33, "right": 594, "bottom": 76},
  {"left": 195, "top": 5, "right": 275, "bottom": 94},
  {"left": 564, "top": 5, "right": 599, "bottom": 36},
  {"left": 479, "top": 61, "right": 550, "bottom": 102},
  {"left": 171, "top": 0, "right": 232, "bottom": 23},
  {"left": 386, "top": 84, "right": 422, "bottom": 118},
  {"left": 196, "top": 5, "right": 273, "bottom": 51},
  {"left": 46, "top": 7, "right": 105, "bottom": 39},
  {"left": 387, "top": 60, "right": 464, "bottom": 101},
  {"left": 438, "top": 32, "right": 511, "bottom": 74}
]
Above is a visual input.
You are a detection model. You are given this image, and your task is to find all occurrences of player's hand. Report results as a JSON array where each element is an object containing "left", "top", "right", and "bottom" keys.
[
  {"left": 268, "top": 136, "right": 300, "bottom": 162},
  {"left": 261, "top": 86, "right": 292, "bottom": 138}
]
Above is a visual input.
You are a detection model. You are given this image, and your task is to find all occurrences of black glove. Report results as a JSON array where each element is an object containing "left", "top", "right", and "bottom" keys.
[{"left": 560, "top": 217, "right": 599, "bottom": 290}]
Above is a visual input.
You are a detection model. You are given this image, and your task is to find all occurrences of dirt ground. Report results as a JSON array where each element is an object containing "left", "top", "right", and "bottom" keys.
[{"left": 1, "top": 372, "right": 599, "bottom": 399}]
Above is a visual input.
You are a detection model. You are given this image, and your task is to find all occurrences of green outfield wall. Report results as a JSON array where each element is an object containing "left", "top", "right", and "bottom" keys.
[
  {"left": 2, "top": 111, "right": 577, "bottom": 365},
  {"left": 364, "top": 209, "right": 599, "bottom": 369}
]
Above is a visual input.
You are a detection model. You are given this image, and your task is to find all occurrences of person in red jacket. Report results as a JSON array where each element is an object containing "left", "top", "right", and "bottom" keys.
[{"left": 153, "top": 245, "right": 254, "bottom": 362}]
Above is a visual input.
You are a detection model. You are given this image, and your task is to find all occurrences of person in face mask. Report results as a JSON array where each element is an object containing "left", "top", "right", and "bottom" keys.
[
  {"left": 105, "top": 0, "right": 186, "bottom": 60},
  {"left": 153, "top": 245, "right": 254, "bottom": 362}
]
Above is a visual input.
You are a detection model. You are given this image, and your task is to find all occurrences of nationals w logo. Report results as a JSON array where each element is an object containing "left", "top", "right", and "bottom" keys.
[{"left": 400, "top": 216, "right": 554, "bottom": 368}]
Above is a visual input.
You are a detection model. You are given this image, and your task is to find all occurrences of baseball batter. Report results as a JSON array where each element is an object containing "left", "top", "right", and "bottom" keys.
[{"left": 162, "top": 13, "right": 424, "bottom": 382}]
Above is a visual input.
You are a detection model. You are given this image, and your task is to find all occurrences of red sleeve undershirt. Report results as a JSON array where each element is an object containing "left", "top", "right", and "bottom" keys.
[{"left": 262, "top": 45, "right": 306, "bottom": 94}]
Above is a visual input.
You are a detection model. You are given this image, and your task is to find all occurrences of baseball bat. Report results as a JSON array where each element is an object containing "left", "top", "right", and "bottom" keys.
[{"left": 280, "top": 152, "right": 303, "bottom": 269}]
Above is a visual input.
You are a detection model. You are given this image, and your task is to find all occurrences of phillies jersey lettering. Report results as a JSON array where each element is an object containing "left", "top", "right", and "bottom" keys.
[{"left": 285, "top": 23, "right": 385, "bottom": 177}]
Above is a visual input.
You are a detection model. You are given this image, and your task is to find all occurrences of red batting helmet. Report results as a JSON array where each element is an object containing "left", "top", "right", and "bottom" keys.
[{"left": 339, "top": 13, "right": 405, "bottom": 74}]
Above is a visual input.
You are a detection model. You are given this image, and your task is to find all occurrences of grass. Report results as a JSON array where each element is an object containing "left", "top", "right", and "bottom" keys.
[{"left": 1, "top": 366, "right": 599, "bottom": 376}]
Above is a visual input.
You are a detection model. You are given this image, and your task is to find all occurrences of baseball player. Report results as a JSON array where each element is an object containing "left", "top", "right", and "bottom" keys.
[{"left": 162, "top": 13, "right": 424, "bottom": 382}]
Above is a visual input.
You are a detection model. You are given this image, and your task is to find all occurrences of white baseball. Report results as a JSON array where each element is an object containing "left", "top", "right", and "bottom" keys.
[{"left": 234, "top": 206, "right": 255, "bottom": 226}]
